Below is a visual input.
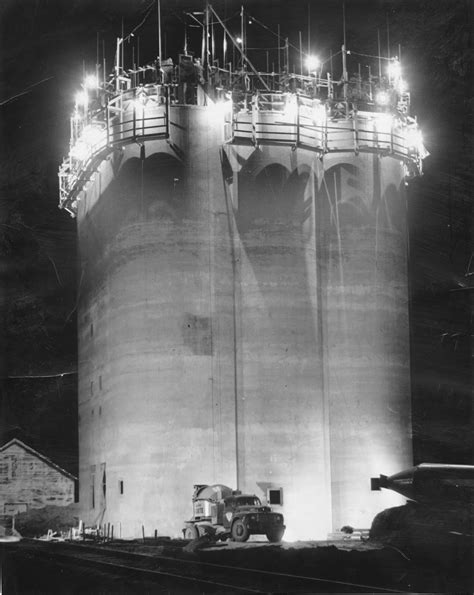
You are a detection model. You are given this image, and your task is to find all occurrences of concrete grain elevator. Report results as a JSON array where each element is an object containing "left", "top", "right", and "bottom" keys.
[{"left": 59, "top": 6, "right": 427, "bottom": 540}]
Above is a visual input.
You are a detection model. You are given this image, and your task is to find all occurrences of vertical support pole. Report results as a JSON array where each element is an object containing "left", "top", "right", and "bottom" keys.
[
  {"left": 157, "top": 0, "right": 162, "bottom": 60},
  {"left": 307, "top": 3, "right": 311, "bottom": 58},
  {"left": 115, "top": 37, "right": 121, "bottom": 93},
  {"left": 353, "top": 111, "right": 359, "bottom": 154},
  {"left": 277, "top": 24, "right": 281, "bottom": 74},
  {"left": 342, "top": 44, "right": 348, "bottom": 102},
  {"left": 251, "top": 93, "right": 257, "bottom": 146},
  {"left": 103, "top": 40, "right": 106, "bottom": 87},
  {"left": 342, "top": 0, "right": 348, "bottom": 108},
  {"left": 296, "top": 94, "right": 300, "bottom": 147},
  {"left": 106, "top": 102, "right": 110, "bottom": 146},
  {"left": 223, "top": 31, "right": 227, "bottom": 66},
  {"left": 132, "top": 87, "right": 136, "bottom": 140},
  {"left": 390, "top": 117, "right": 394, "bottom": 154},
  {"left": 96, "top": 32, "right": 100, "bottom": 91},
  {"left": 377, "top": 30, "right": 382, "bottom": 78},
  {"left": 205, "top": 2, "right": 210, "bottom": 82},
  {"left": 323, "top": 115, "right": 328, "bottom": 153},
  {"left": 165, "top": 85, "right": 169, "bottom": 138},
  {"left": 132, "top": 47, "right": 136, "bottom": 87},
  {"left": 386, "top": 13, "right": 390, "bottom": 60},
  {"left": 299, "top": 31, "right": 303, "bottom": 77},
  {"left": 211, "top": 20, "right": 215, "bottom": 66},
  {"left": 240, "top": 4, "right": 245, "bottom": 71}
]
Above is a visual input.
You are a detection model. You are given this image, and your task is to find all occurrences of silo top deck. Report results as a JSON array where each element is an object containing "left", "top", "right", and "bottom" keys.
[{"left": 58, "top": 12, "right": 428, "bottom": 217}]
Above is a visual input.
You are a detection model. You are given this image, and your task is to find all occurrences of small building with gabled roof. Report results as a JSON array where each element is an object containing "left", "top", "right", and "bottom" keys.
[{"left": 0, "top": 439, "right": 76, "bottom": 516}]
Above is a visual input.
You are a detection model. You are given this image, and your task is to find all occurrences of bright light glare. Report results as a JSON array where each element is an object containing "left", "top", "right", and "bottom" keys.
[
  {"left": 312, "top": 102, "right": 326, "bottom": 124},
  {"left": 84, "top": 74, "right": 99, "bottom": 89},
  {"left": 70, "top": 140, "right": 89, "bottom": 161},
  {"left": 75, "top": 90, "right": 89, "bottom": 107},
  {"left": 406, "top": 126, "right": 423, "bottom": 150},
  {"left": 375, "top": 113, "right": 393, "bottom": 132},
  {"left": 398, "top": 79, "right": 408, "bottom": 94},
  {"left": 387, "top": 59, "right": 401, "bottom": 80},
  {"left": 375, "top": 90, "right": 390, "bottom": 106},
  {"left": 306, "top": 55, "right": 320, "bottom": 72},
  {"left": 284, "top": 94, "right": 298, "bottom": 119},
  {"left": 236, "top": 36, "right": 243, "bottom": 44},
  {"left": 81, "top": 124, "right": 106, "bottom": 146},
  {"left": 210, "top": 99, "right": 232, "bottom": 119},
  {"left": 132, "top": 96, "right": 147, "bottom": 112}
]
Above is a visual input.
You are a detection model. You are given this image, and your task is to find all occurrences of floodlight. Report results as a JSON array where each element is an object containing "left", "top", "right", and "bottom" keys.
[
  {"left": 84, "top": 74, "right": 99, "bottom": 89},
  {"left": 375, "top": 90, "right": 390, "bottom": 106},
  {"left": 75, "top": 90, "right": 89, "bottom": 107},
  {"left": 81, "top": 125, "right": 106, "bottom": 146},
  {"left": 70, "top": 140, "right": 89, "bottom": 161},
  {"left": 387, "top": 59, "right": 401, "bottom": 80},
  {"left": 306, "top": 55, "right": 320, "bottom": 72}
]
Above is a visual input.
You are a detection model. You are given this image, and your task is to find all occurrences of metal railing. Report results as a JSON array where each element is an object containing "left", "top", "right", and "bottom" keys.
[
  {"left": 229, "top": 91, "right": 426, "bottom": 168},
  {"left": 59, "top": 86, "right": 425, "bottom": 216},
  {"left": 59, "top": 84, "right": 169, "bottom": 214}
]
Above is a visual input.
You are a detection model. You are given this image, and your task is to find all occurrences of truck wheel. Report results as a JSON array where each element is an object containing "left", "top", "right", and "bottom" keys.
[
  {"left": 184, "top": 525, "right": 199, "bottom": 540},
  {"left": 266, "top": 528, "right": 284, "bottom": 542},
  {"left": 231, "top": 520, "right": 249, "bottom": 542}
]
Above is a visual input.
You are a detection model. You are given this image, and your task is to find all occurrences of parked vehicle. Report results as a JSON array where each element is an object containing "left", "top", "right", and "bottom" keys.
[{"left": 183, "top": 484, "right": 285, "bottom": 542}]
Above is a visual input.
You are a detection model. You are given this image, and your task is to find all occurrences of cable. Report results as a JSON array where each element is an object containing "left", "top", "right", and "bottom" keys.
[
  {"left": 350, "top": 51, "right": 392, "bottom": 61},
  {"left": 123, "top": 0, "right": 156, "bottom": 42},
  {"left": 6, "top": 371, "right": 77, "bottom": 379},
  {"left": 0, "top": 77, "right": 54, "bottom": 107}
]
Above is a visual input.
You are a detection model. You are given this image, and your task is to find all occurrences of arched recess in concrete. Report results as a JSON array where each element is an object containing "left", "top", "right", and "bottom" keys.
[{"left": 317, "top": 158, "right": 412, "bottom": 531}]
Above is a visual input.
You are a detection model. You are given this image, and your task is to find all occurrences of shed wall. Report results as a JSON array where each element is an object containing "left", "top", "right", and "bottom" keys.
[{"left": 0, "top": 444, "right": 75, "bottom": 513}]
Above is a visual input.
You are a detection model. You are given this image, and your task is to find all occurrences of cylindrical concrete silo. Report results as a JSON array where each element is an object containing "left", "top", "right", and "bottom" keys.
[{"left": 64, "top": 85, "right": 422, "bottom": 539}]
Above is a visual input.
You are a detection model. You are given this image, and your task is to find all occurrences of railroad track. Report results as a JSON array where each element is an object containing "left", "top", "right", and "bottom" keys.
[{"left": 14, "top": 539, "right": 405, "bottom": 593}]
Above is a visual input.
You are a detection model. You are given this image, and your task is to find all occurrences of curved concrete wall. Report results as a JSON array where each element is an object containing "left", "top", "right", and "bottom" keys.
[
  {"left": 77, "top": 107, "right": 237, "bottom": 537},
  {"left": 77, "top": 105, "right": 411, "bottom": 539},
  {"left": 317, "top": 154, "right": 412, "bottom": 530}
]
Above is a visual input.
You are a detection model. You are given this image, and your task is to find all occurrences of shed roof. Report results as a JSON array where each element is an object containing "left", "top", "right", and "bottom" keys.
[{"left": 0, "top": 438, "right": 77, "bottom": 481}]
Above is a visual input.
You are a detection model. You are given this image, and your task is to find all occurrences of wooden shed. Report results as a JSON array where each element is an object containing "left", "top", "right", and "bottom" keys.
[{"left": 0, "top": 439, "right": 76, "bottom": 515}]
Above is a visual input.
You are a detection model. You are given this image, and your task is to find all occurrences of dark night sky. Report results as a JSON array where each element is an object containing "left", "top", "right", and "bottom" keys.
[{"left": 0, "top": 0, "right": 472, "bottom": 476}]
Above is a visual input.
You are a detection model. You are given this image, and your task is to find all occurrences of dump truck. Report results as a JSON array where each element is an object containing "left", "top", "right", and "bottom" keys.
[{"left": 183, "top": 484, "right": 285, "bottom": 542}]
